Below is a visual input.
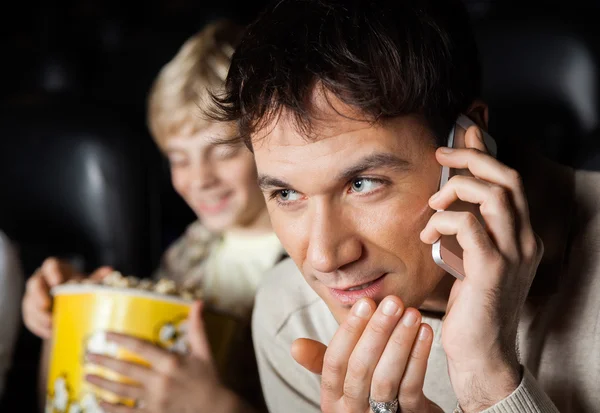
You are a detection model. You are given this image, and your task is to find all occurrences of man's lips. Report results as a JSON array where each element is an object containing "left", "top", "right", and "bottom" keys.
[{"left": 328, "top": 274, "right": 388, "bottom": 306}]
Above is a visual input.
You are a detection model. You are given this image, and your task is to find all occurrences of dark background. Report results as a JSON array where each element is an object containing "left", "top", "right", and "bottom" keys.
[{"left": 0, "top": 0, "right": 599, "bottom": 411}]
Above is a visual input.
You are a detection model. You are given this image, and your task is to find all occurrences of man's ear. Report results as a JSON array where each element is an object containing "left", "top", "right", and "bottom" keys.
[{"left": 465, "top": 100, "right": 489, "bottom": 131}]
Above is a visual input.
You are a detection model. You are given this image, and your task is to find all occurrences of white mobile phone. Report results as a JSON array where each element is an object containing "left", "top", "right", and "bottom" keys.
[{"left": 431, "top": 114, "right": 497, "bottom": 280}]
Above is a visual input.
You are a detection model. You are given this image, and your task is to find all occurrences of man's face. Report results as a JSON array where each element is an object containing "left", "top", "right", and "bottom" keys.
[{"left": 253, "top": 93, "right": 447, "bottom": 323}]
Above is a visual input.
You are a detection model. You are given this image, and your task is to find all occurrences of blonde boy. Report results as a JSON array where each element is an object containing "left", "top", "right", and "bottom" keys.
[{"left": 23, "top": 20, "right": 282, "bottom": 413}]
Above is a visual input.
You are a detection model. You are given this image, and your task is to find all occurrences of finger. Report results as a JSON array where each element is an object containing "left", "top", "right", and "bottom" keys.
[
  {"left": 428, "top": 175, "right": 518, "bottom": 255},
  {"left": 26, "top": 322, "right": 52, "bottom": 340},
  {"left": 321, "top": 298, "right": 375, "bottom": 402},
  {"left": 25, "top": 307, "right": 53, "bottom": 339},
  {"left": 436, "top": 145, "right": 540, "bottom": 268},
  {"left": 86, "top": 354, "right": 152, "bottom": 384},
  {"left": 464, "top": 125, "right": 488, "bottom": 153},
  {"left": 23, "top": 317, "right": 52, "bottom": 339},
  {"left": 398, "top": 324, "right": 434, "bottom": 412},
  {"left": 188, "top": 301, "right": 212, "bottom": 362},
  {"left": 22, "top": 278, "right": 53, "bottom": 339},
  {"left": 24, "top": 273, "right": 53, "bottom": 327},
  {"left": 26, "top": 271, "right": 53, "bottom": 310},
  {"left": 42, "top": 257, "right": 79, "bottom": 287},
  {"left": 291, "top": 338, "right": 328, "bottom": 375},
  {"left": 436, "top": 147, "right": 530, "bottom": 228},
  {"left": 344, "top": 296, "right": 405, "bottom": 405},
  {"left": 90, "top": 266, "right": 114, "bottom": 281},
  {"left": 370, "top": 308, "right": 421, "bottom": 402},
  {"left": 85, "top": 374, "right": 144, "bottom": 399},
  {"left": 99, "top": 401, "right": 144, "bottom": 413},
  {"left": 104, "top": 333, "right": 180, "bottom": 376},
  {"left": 421, "top": 211, "right": 501, "bottom": 287},
  {"left": 421, "top": 210, "right": 495, "bottom": 250}
]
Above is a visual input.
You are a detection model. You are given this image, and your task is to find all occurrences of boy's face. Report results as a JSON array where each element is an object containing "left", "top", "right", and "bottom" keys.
[
  {"left": 166, "top": 122, "right": 266, "bottom": 233},
  {"left": 253, "top": 93, "right": 446, "bottom": 323}
]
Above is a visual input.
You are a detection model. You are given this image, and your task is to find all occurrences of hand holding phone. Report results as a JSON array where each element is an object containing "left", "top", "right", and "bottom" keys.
[
  {"left": 431, "top": 115, "right": 497, "bottom": 280},
  {"left": 422, "top": 114, "right": 541, "bottom": 410}
]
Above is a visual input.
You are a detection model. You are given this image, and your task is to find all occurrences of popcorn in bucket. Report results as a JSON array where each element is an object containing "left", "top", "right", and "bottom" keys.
[{"left": 46, "top": 272, "right": 238, "bottom": 413}]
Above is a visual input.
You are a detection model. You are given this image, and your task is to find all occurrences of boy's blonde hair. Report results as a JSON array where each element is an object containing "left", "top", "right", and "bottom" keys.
[{"left": 148, "top": 20, "right": 244, "bottom": 149}]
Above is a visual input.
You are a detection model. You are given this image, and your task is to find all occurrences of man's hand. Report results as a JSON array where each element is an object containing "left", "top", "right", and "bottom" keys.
[
  {"left": 86, "top": 301, "right": 247, "bottom": 413},
  {"left": 292, "top": 296, "right": 442, "bottom": 413},
  {"left": 22, "top": 257, "right": 112, "bottom": 339},
  {"left": 421, "top": 126, "right": 544, "bottom": 412}
]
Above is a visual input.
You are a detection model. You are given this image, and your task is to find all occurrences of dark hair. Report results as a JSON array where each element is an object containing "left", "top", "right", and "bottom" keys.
[{"left": 213, "top": 0, "right": 481, "bottom": 149}]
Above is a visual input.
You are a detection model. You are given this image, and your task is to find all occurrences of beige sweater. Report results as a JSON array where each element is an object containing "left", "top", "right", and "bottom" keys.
[{"left": 252, "top": 167, "right": 600, "bottom": 412}]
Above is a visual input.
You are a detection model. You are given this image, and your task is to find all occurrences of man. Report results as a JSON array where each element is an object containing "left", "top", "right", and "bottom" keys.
[{"left": 214, "top": 0, "right": 600, "bottom": 412}]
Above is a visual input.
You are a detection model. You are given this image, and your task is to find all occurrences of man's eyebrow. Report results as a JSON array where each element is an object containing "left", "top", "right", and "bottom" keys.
[
  {"left": 337, "top": 152, "right": 410, "bottom": 181},
  {"left": 257, "top": 175, "right": 292, "bottom": 191},
  {"left": 257, "top": 153, "right": 409, "bottom": 191}
]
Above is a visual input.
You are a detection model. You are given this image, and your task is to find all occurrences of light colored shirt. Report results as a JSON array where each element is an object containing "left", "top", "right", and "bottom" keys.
[
  {"left": 0, "top": 231, "right": 24, "bottom": 399},
  {"left": 202, "top": 231, "right": 285, "bottom": 318},
  {"left": 252, "top": 167, "right": 600, "bottom": 413},
  {"left": 154, "top": 220, "right": 285, "bottom": 318}
]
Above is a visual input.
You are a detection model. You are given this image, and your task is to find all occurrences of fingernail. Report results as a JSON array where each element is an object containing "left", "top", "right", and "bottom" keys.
[
  {"left": 440, "top": 147, "right": 454, "bottom": 154},
  {"left": 418, "top": 326, "right": 430, "bottom": 341},
  {"left": 353, "top": 300, "right": 371, "bottom": 318},
  {"left": 381, "top": 299, "right": 400, "bottom": 316},
  {"left": 402, "top": 310, "right": 418, "bottom": 327},
  {"left": 430, "top": 191, "right": 439, "bottom": 201}
]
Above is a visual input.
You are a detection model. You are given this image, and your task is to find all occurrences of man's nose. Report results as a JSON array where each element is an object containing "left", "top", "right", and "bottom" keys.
[{"left": 306, "top": 204, "right": 362, "bottom": 274}]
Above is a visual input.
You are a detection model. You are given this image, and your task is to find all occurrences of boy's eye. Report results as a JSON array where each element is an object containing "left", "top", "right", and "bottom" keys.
[
  {"left": 350, "top": 178, "right": 382, "bottom": 193},
  {"left": 214, "top": 145, "right": 241, "bottom": 160}
]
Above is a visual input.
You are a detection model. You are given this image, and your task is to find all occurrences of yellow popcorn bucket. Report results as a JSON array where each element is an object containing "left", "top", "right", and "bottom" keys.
[{"left": 46, "top": 284, "right": 239, "bottom": 413}]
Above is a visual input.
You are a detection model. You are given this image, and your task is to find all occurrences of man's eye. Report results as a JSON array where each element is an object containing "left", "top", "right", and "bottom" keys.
[
  {"left": 276, "top": 189, "right": 302, "bottom": 202},
  {"left": 350, "top": 178, "right": 383, "bottom": 193}
]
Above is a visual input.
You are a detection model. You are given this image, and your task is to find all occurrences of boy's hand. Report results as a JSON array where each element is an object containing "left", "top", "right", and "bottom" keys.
[
  {"left": 22, "top": 258, "right": 112, "bottom": 339},
  {"left": 86, "top": 302, "right": 244, "bottom": 413}
]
